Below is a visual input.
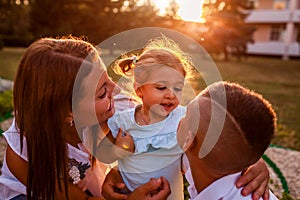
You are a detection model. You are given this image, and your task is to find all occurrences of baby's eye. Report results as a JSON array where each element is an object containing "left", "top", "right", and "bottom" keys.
[{"left": 174, "top": 87, "right": 183, "bottom": 92}]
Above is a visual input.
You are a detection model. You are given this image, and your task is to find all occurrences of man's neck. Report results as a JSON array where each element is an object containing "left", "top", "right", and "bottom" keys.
[{"left": 190, "top": 161, "right": 225, "bottom": 193}]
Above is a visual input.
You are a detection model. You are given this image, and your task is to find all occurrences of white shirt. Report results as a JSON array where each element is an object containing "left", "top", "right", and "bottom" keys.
[{"left": 185, "top": 167, "right": 278, "bottom": 200}]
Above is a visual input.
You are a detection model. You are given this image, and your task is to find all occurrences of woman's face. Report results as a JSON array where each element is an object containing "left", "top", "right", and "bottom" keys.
[
  {"left": 74, "top": 65, "right": 120, "bottom": 128},
  {"left": 94, "top": 72, "right": 120, "bottom": 123}
]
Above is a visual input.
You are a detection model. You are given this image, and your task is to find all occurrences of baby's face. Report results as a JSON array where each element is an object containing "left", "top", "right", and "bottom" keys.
[{"left": 138, "top": 65, "right": 185, "bottom": 117}]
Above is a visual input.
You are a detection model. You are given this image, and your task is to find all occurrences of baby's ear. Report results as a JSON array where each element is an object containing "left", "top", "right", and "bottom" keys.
[
  {"left": 134, "top": 82, "right": 143, "bottom": 98},
  {"left": 182, "top": 131, "right": 195, "bottom": 152}
]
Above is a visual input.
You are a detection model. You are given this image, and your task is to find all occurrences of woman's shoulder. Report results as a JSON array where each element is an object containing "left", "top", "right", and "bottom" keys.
[{"left": 3, "top": 119, "right": 28, "bottom": 161}]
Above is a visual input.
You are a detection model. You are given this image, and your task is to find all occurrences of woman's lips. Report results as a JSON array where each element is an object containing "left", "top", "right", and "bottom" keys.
[{"left": 107, "top": 98, "right": 115, "bottom": 113}]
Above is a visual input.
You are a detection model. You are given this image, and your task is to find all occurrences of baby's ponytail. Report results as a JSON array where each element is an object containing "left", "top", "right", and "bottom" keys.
[{"left": 114, "top": 56, "right": 138, "bottom": 76}]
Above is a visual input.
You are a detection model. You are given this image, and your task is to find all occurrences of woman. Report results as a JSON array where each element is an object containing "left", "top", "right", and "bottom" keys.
[{"left": 0, "top": 37, "right": 170, "bottom": 200}]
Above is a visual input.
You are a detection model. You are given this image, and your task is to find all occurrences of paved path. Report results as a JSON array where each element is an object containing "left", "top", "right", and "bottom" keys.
[{"left": 264, "top": 147, "right": 300, "bottom": 199}]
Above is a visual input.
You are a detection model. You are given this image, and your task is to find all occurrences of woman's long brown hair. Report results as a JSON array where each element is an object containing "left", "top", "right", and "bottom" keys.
[{"left": 13, "top": 37, "right": 98, "bottom": 199}]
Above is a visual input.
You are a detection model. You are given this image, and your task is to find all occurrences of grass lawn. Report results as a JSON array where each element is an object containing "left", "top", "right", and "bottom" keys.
[
  {"left": 0, "top": 47, "right": 25, "bottom": 80},
  {"left": 1, "top": 47, "right": 300, "bottom": 150},
  {"left": 214, "top": 56, "right": 300, "bottom": 150}
]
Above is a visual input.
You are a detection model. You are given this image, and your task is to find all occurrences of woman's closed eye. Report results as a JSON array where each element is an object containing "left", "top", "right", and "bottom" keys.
[
  {"left": 156, "top": 86, "right": 167, "bottom": 90},
  {"left": 97, "top": 87, "right": 107, "bottom": 99}
]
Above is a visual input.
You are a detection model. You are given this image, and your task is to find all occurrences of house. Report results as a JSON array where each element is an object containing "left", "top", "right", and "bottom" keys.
[{"left": 245, "top": 0, "right": 300, "bottom": 59}]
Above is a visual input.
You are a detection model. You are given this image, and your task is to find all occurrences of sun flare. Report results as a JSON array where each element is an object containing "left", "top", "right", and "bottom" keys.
[{"left": 151, "top": 0, "right": 205, "bottom": 23}]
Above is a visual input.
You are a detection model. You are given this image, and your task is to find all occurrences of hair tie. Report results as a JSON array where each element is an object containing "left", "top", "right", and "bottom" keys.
[{"left": 132, "top": 56, "right": 137, "bottom": 65}]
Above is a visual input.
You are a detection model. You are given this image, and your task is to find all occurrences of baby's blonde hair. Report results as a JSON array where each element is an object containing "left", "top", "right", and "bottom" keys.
[{"left": 114, "top": 35, "right": 194, "bottom": 83}]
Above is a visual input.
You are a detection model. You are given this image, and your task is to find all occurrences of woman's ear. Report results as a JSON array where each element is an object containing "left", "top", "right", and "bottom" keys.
[{"left": 65, "top": 113, "right": 74, "bottom": 127}]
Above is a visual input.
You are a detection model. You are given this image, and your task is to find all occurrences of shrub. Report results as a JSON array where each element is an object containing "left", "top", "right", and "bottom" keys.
[{"left": 0, "top": 90, "right": 13, "bottom": 119}]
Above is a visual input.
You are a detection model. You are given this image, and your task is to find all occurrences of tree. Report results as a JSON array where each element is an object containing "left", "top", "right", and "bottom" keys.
[
  {"left": 0, "top": 0, "right": 32, "bottom": 47},
  {"left": 29, "top": 0, "right": 163, "bottom": 44},
  {"left": 198, "top": 0, "right": 256, "bottom": 61}
]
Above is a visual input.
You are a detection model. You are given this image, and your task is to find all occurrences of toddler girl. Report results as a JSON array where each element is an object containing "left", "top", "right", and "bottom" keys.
[{"left": 105, "top": 36, "right": 193, "bottom": 200}]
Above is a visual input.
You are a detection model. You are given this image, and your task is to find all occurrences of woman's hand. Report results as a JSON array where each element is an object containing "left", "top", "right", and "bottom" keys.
[
  {"left": 236, "top": 158, "right": 270, "bottom": 200},
  {"left": 102, "top": 168, "right": 171, "bottom": 200},
  {"left": 128, "top": 177, "right": 171, "bottom": 200},
  {"left": 102, "top": 168, "right": 128, "bottom": 200}
]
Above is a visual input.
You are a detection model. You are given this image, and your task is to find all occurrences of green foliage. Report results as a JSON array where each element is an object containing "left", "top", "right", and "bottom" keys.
[
  {"left": 280, "top": 192, "right": 295, "bottom": 200},
  {"left": 0, "top": 0, "right": 32, "bottom": 47},
  {"left": 28, "top": 0, "right": 164, "bottom": 44},
  {"left": 183, "top": 175, "right": 190, "bottom": 200},
  {"left": 0, "top": 90, "right": 13, "bottom": 119},
  {"left": 198, "top": 0, "right": 256, "bottom": 61}
]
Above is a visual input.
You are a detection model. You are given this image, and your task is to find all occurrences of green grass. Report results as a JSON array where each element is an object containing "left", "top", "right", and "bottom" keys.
[
  {"left": 0, "top": 47, "right": 25, "bottom": 80},
  {"left": 214, "top": 57, "right": 300, "bottom": 150},
  {"left": 1, "top": 48, "right": 300, "bottom": 151}
]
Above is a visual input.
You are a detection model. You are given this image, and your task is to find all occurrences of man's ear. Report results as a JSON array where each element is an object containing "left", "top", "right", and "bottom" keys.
[{"left": 182, "top": 130, "right": 195, "bottom": 152}]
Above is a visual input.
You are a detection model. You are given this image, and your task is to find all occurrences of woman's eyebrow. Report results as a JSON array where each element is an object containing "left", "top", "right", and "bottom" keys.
[{"left": 96, "top": 82, "right": 106, "bottom": 94}]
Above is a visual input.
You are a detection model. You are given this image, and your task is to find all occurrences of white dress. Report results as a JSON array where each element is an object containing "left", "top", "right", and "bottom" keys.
[{"left": 108, "top": 105, "right": 186, "bottom": 200}]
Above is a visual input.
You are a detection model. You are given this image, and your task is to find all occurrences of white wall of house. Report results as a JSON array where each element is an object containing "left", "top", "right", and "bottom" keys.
[{"left": 246, "top": 0, "right": 300, "bottom": 58}]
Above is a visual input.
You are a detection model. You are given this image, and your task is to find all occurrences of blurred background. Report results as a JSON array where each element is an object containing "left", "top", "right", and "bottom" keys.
[{"left": 1, "top": 0, "right": 300, "bottom": 150}]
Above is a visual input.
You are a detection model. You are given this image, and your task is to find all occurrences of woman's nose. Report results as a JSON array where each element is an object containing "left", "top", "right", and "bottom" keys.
[{"left": 107, "top": 78, "right": 121, "bottom": 97}]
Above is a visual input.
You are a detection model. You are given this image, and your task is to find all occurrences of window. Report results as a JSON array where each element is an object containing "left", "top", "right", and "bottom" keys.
[
  {"left": 273, "top": 0, "right": 289, "bottom": 10},
  {"left": 270, "top": 25, "right": 283, "bottom": 41},
  {"left": 297, "top": 25, "right": 300, "bottom": 43}
]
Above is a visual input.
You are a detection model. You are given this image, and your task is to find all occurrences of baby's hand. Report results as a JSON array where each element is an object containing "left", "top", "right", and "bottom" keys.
[{"left": 115, "top": 129, "right": 135, "bottom": 153}]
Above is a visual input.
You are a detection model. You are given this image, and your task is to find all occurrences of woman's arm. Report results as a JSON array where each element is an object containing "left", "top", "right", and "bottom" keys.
[
  {"left": 236, "top": 158, "right": 270, "bottom": 200},
  {"left": 6, "top": 144, "right": 103, "bottom": 200}
]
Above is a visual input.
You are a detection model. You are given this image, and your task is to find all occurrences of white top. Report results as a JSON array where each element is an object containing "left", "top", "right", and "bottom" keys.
[
  {"left": 108, "top": 105, "right": 186, "bottom": 200},
  {"left": 185, "top": 164, "right": 279, "bottom": 200},
  {"left": 0, "top": 120, "right": 107, "bottom": 199}
]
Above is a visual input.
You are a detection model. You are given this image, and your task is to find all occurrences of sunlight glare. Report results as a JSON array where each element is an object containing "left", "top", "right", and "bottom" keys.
[
  {"left": 151, "top": 0, "right": 171, "bottom": 15},
  {"left": 150, "top": 0, "right": 205, "bottom": 23},
  {"left": 177, "top": 0, "right": 204, "bottom": 23}
]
